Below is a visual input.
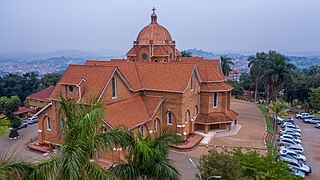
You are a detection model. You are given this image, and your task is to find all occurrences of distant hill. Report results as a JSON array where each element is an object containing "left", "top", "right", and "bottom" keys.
[{"left": 183, "top": 48, "right": 320, "bottom": 72}]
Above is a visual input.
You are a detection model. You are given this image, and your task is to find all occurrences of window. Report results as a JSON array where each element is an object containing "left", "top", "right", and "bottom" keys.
[
  {"left": 185, "top": 111, "right": 189, "bottom": 124},
  {"left": 46, "top": 116, "right": 51, "bottom": 130},
  {"left": 112, "top": 77, "right": 117, "bottom": 98},
  {"left": 154, "top": 119, "right": 157, "bottom": 131},
  {"left": 140, "top": 125, "right": 144, "bottom": 137},
  {"left": 213, "top": 93, "right": 218, "bottom": 108},
  {"left": 191, "top": 73, "right": 194, "bottom": 90},
  {"left": 68, "top": 86, "right": 74, "bottom": 93},
  {"left": 170, "top": 53, "right": 173, "bottom": 59},
  {"left": 167, "top": 112, "right": 172, "bottom": 125},
  {"left": 193, "top": 106, "right": 198, "bottom": 118},
  {"left": 142, "top": 53, "right": 147, "bottom": 61}
]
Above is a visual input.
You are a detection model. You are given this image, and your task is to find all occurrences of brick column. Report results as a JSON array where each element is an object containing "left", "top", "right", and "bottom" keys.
[{"left": 204, "top": 124, "right": 209, "bottom": 134}]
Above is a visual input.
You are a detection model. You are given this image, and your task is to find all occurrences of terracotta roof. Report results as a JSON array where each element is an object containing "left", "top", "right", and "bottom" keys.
[
  {"left": 85, "top": 61, "right": 196, "bottom": 92},
  {"left": 153, "top": 46, "right": 168, "bottom": 56},
  {"left": 13, "top": 107, "right": 33, "bottom": 115},
  {"left": 200, "top": 82, "right": 233, "bottom": 92},
  {"left": 27, "top": 86, "right": 54, "bottom": 102},
  {"left": 179, "top": 57, "right": 226, "bottom": 82},
  {"left": 126, "top": 47, "right": 137, "bottom": 56},
  {"left": 49, "top": 65, "right": 117, "bottom": 102},
  {"left": 196, "top": 110, "right": 238, "bottom": 124},
  {"left": 105, "top": 95, "right": 164, "bottom": 129}
]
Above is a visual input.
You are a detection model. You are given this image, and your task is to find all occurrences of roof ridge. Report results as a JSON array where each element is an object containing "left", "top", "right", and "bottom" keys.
[{"left": 141, "top": 95, "right": 151, "bottom": 118}]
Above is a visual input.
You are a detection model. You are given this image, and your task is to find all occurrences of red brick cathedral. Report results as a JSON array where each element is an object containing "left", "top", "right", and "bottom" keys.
[{"left": 36, "top": 8, "right": 238, "bottom": 150}]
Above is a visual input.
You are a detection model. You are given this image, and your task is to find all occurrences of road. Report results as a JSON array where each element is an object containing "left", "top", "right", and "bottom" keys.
[
  {"left": 169, "top": 150, "right": 199, "bottom": 180},
  {"left": 0, "top": 122, "right": 44, "bottom": 162},
  {"left": 294, "top": 118, "right": 320, "bottom": 180}
]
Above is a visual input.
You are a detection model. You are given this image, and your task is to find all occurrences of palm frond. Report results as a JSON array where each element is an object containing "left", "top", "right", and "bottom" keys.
[
  {"left": 28, "top": 157, "right": 58, "bottom": 180},
  {"left": 85, "top": 161, "right": 115, "bottom": 180},
  {"left": 109, "top": 163, "right": 139, "bottom": 180}
]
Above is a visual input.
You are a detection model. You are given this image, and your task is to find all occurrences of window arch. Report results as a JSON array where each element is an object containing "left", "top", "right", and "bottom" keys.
[
  {"left": 193, "top": 105, "right": 198, "bottom": 118},
  {"left": 167, "top": 111, "right": 173, "bottom": 125},
  {"left": 112, "top": 76, "right": 117, "bottom": 98},
  {"left": 154, "top": 119, "right": 157, "bottom": 131},
  {"left": 185, "top": 111, "right": 190, "bottom": 124},
  {"left": 46, "top": 116, "right": 51, "bottom": 130}
]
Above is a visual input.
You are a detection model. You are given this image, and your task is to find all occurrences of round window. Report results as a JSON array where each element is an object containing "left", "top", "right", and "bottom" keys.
[
  {"left": 142, "top": 53, "right": 147, "bottom": 61},
  {"left": 68, "top": 86, "right": 74, "bottom": 93}
]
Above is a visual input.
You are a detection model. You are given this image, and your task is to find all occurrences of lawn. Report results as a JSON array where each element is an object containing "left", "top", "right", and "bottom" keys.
[{"left": 258, "top": 105, "right": 275, "bottom": 135}]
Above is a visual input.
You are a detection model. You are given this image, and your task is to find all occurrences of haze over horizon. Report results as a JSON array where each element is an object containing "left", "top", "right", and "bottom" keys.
[{"left": 1, "top": 0, "right": 320, "bottom": 54}]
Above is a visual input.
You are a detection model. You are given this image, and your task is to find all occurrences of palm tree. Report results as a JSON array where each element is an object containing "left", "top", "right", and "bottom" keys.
[
  {"left": 220, "top": 55, "right": 235, "bottom": 77},
  {"left": 0, "top": 117, "right": 10, "bottom": 137},
  {"left": 110, "top": 128, "right": 181, "bottom": 180},
  {"left": 0, "top": 149, "right": 33, "bottom": 180},
  {"left": 30, "top": 97, "right": 132, "bottom": 180}
]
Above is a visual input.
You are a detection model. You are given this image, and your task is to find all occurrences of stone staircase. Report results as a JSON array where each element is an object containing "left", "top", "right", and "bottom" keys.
[{"left": 194, "top": 131, "right": 216, "bottom": 145}]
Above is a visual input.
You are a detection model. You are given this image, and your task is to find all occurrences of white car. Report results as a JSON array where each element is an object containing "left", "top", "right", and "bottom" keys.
[
  {"left": 304, "top": 118, "right": 320, "bottom": 124},
  {"left": 315, "top": 123, "right": 320, "bottom": 128},
  {"left": 279, "top": 156, "right": 311, "bottom": 174},
  {"left": 290, "top": 169, "right": 305, "bottom": 178},
  {"left": 280, "top": 137, "right": 301, "bottom": 144},
  {"left": 278, "top": 138, "right": 300, "bottom": 146},
  {"left": 279, "top": 134, "right": 301, "bottom": 141},
  {"left": 280, "top": 129, "right": 301, "bottom": 137},
  {"left": 280, "top": 145, "right": 304, "bottom": 154},
  {"left": 279, "top": 149, "right": 306, "bottom": 161},
  {"left": 27, "top": 116, "right": 38, "bottom": 124},
  {"left": 281, "top": 124, "right": 301, "bottom": 131}
]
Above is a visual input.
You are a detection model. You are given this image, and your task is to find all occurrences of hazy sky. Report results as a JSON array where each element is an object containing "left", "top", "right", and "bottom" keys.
[{"left": 1, "top": 0, "right": 320, "bottom": 53}]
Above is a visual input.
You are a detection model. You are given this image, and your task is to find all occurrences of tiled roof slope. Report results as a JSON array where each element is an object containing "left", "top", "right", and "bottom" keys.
[
  {"left": 200, "top": 82, "right": 233, "bottom": 92},
  {"left": 105, "top": 95, "right": 164, "bottom": 129},
  {"left": 49, "top": 65, "right": 117, "bottom": 102},
  {"left": 27, "top": 86, "right": 54, "bottom": 102},
  {"left": 85, "top": 61, "right": 196, "bottom": 92},
  {"left": 179, "top": 57, "right": 226, "bottom": 82},
  {"left": 13, "top": 107, "right": 33, "bottom": 115}
]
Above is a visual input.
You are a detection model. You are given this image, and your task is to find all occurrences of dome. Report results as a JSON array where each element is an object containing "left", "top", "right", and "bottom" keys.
[{"left": 136, "top": 8, "right": 174, "bottom": 45}]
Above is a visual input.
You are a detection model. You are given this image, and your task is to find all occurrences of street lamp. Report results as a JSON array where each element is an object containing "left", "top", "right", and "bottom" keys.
[{"left": 188, "top": 158, "right": 222, "bottom": 180}]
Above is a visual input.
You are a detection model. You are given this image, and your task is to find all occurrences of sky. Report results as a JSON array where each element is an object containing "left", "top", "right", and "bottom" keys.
[{"left": 0, "top": 0, "right": 320, "bottom": 53}]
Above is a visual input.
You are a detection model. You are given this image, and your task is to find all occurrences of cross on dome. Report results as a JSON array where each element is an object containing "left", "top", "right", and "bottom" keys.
[{"left": 151, "top": 7, "right": 157, "bottom": 24}]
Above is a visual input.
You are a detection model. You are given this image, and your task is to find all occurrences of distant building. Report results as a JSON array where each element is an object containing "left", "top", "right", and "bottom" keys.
[
  {"left": 228, "top": 69, "right": 241, "bottom": 82},
  {"left": 27, "top": 86, "right": 54, "bottom": 111},
  {"left": 13, "top": 107, "right": 33, "bottom": 120}
]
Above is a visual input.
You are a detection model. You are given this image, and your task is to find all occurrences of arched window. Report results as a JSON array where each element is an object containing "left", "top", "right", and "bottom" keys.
[
  {"left": 142, "top": 53, "right": 147, "bottom": 61},
  {"left": 112, "top": 77, "right": 117, "bottom": 98},
  {"left": 154, "top": 119, "right": 157, "bottom": 131},
  {"left": 140, "top": 125, "right": 144, "bottom": 137},
  {"left": 167, "top": 112, "right": 172, "bottom": 125},
  {"left": 46, "top": 116, "right": 51, "bottom": 130},
  {"left": 170, "top": 53, "right": 173, "bottom": 60},
  {"left": 68, "top": 85, "right": 74, "bottom": 93},
  {"left": 185, "top": 111, "right": 189, "bottom": 124},
  {"left": 213, "top": 92, "right": 218, "bottom": 108},
  {"left": 193, "top": 106, "right": 198, "bottom": 118}
]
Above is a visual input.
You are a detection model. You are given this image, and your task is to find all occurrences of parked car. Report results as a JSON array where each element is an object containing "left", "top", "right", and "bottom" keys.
[
  {"left": 279, "top": 137, "right": 301, "bottom": 144},
  {"left": 280, "top": 145, "right": 304, "bottom": 154},
  {"left": 315, "top": 123, "right": 320, "bottom": 128},
  {"left": 279, "top": 149, "right": 306, "bottom": 161},
  {"left": 281, "top": 126, "right": 301, "bottom": 133},
  {"left": 279, "top": 134, "right": 302, "bottom": 141},
  {"left": 281, "top": 123, "right": 300, "bottom": 130},
  {"left": 295, "top": 113, "right": 314, "bottom": 119},
  {"left": 278, "top": 156, "right": 311, "bottom": 174},
  {"left": 303, "top": 118, "right": 320, "bottom": 124},
  {"left": 290, "top": 169, "right": 305, "bottom": 178},
  {"left": 27, "top": 116, "right": 38, "bottom": 124},
  {"left": 278, "top": 117, "right": 294, "bottom": 125},
  {"left": 280, "top": 129, "right": 301, "bottom": 137},
  {"left": 280, "top": 121, "right": 294, "bottom": 128},
  {"left": 278, "top": 138, "right": 300, "bottom": 146},
  {"left": 16, "top": 121, "right": 28, "bottom": 130}
]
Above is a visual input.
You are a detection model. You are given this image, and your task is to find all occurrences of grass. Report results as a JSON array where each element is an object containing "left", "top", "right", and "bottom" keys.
[{"left": 258, "top": 105, "right": 275, "bottom": 135}]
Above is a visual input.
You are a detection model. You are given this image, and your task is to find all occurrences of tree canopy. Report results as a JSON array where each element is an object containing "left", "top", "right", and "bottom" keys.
[
  {"left": 220, "top": 55, "right": 234, "bottom": 77},
  {"left": 181, "top": 51, "right": 192, "bottom": 57}
]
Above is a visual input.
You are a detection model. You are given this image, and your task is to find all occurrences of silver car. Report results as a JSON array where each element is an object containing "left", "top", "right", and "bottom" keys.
[
  {"left": 315, "top": 123, "right": 320, "bottom": 128},
  {"left": 279, "top": 149, "right": 306, "bottom": 161},
  {"left": 304, "top": 118, "right": 320, "bottom": 124},
  {"left": 280, "top": 145, "right": 304, "bottom": 154}
]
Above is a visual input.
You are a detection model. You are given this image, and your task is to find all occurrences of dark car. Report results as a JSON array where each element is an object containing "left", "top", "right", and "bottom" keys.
[{"left": 17, "top": 121, "right": 28, "bottom": 130}]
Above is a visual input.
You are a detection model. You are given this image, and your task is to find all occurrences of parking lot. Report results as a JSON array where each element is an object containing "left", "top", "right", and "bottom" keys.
[{"left": 294, "top": 118, "right": 320, "bottom": 180}]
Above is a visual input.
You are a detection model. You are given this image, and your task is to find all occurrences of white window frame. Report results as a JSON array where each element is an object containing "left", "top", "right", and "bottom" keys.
[
  {"left": 213, "top": 92, "right": 218, "bottom": 108},
  {"left": 193, "top": 106, "right": 198, "bottom": 118},
  {"left": 112, "top": 76, "right": 117, "bottom": 99},
  {"left": 167, "top": 112, "right": 172, "bottom": 125},
  {"left": 185, "top": 111, "right": 189, "bottom": 124},
  {"left": 46, "top": 116, "right": 51, "bottom": 131}
]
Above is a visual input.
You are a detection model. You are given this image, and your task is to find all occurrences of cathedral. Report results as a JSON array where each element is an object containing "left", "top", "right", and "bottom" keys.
[{"left": 35, "top": 8, "right": 238, "bottom": 152}]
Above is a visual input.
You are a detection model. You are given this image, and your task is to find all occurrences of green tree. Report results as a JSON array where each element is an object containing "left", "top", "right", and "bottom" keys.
[
  {"left": 30, "top": 97, "right": 132, "bottom": 180},
  {"left": 0, "top": 96, "right": 22, "bottom": 128},
  {"left": 181, "top": 50, "right": 192, "bottom": 57},
  {"left": 0, "top": 149, "right": 33, "bottom": 180},
  {"left": 40, "top": 73, "right": 62, "bottom": 89},
  {"left": 309, "top": 87, "right": 320, "bottom": 111},
  {"left": 220, "top": 55, "right": 234, "bottom": 77},
  {"left": 110, "top": 128, "right": 181, "bottom": 180},
  {"left": 0, "top": 117, "right": 10, "bottom": 137},
  {"left": 198, "top": 149, "right": 300, "bottom": 180}
]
